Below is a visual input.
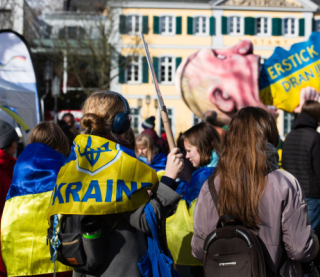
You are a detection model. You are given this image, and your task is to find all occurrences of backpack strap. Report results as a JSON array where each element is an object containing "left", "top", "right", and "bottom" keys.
[{"left": 208, "top": 182, "right": 218, "bottom": 208}]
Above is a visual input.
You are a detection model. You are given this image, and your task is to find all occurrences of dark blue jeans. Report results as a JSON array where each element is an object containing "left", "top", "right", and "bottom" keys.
[{"left": 306, "top": 198, "right": 320, "bottom": 236}]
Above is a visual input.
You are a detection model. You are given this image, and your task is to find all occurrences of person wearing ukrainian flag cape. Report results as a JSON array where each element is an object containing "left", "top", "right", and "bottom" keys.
[
  {"left": 166, "top": 122, "right": 221, "bottom": 277},
  {"left": 1, "top": 122, "right": 73, "bottom": 277},
  {"left": 47, "top": 91, "right": 184, "bottom": 277}
]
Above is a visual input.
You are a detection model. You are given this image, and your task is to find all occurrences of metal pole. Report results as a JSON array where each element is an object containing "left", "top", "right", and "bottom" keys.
[
  {"left": 41, "top": 81, "right": 49, "bottom": 121},
  {"left": 54, "top": 95, "right": 58, "bottom": 124}
]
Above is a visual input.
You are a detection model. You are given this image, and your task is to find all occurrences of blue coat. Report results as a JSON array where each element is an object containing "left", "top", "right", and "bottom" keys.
[
  {"left": 176, "top": 150, "right": 219, "bottom": 206},
  {"left": 138, "top": 152, "right": 167, "bottom": 171}
]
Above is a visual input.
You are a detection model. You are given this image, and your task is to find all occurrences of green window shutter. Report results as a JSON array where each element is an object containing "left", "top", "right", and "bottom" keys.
[
  {"left": 142, "top": 16, "right": 149, "bottom": 34},
  {"left": 210, "top": 16, "right": 215, "bottom": 35},
  {"left": 153, "top": 16, "right": 159, "bottom": 34},
  {"left": 244, "top": 17, "right": 255, "bottom": 35},
  {"left": 187, "top": 17, "right": 193, "bottom": 35},
  {"left": 221, "top": 16, "right": 228, "bottom": 35},
  {"left": 176, "top": 57, "right": 182, "bottom": 69},
  {"left": 119, "top": 15, "right": 126, "bottom": 34},
  {"left": 272, "top": 18, "right": 282, "bottom": 36},
  {"left": 312, "top": 18, "right": 316, "bottom": 31},
  {"left": 153, "top": 57, "right": 160, "bottom": 83},
  {"left": 299, "top": 18, "right": 305, "bottom": 36},
  {"left": 176, "top": 17, "right": 182, "bottom": 34},
  {"left": 118, "top": 55, "right": 126, "bottom": 84},
  {"left": 142, "top": 57, "right": 148, "bottom": 83}
]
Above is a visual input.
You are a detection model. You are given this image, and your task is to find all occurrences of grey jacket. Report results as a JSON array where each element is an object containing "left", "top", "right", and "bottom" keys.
[
  {"left": 191, "top": 170, "right": 319, "bottom": 277},
  {"left": 74, "top": 182, "right": 181, "bottom": 277}
]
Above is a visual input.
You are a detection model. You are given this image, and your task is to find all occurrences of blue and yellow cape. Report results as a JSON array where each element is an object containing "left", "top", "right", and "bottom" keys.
[
  {"left": 1, "top": 143, "right": 72, "bottom": 276},
  {"left": 47, "top": 134, "right": 159, "bottom": 221}
]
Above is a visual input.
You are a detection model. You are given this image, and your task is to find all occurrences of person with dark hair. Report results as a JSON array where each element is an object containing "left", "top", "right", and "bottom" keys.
[
  {"left": 0, "top": 120, "right": 18, "bottom": 277},
  {"left": 282, "top": 100, "right": 320, "bottom": 236},
  {"left": 141, "top": 116, "right": 169, "bottom": 154},
  {"left": 178, "top": 122, "right": 221, "bottom": 203},
  {"left": 62, "top": 112, "right": 79, "bottom": 138},
  {"left": 1, "top": 122, "right": 72, "bottom": 277},
  {"left": 192, "top": 107, "right": 319, "bottom": 276}
]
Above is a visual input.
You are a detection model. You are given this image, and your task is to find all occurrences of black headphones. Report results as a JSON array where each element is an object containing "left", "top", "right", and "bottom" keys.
[{"left": 106, "top": 91, "right": 131, "bottom": 135}]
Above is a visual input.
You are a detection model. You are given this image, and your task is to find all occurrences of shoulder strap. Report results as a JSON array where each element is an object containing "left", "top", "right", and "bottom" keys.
[{"left": 208, "top": 182, "right": 218, "bottom": 208}]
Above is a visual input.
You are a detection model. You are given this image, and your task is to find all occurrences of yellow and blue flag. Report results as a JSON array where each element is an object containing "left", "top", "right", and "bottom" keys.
[
  {"left": 1, "top": 143, "right": 72, "bottom": 276},
  {"left": 47, "top": 134, "right": 159, "bottom": 221},
  {"left": 259, "top": 32, "right": 320, "bottom": 112}
]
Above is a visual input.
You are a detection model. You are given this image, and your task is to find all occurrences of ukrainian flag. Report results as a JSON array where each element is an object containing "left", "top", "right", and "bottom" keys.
[
  {"left": 47, "top": 134, "right": 159, "bottom": 221},
  {"left": 1, "top": 143, "right": 72, "bottom": 276}
]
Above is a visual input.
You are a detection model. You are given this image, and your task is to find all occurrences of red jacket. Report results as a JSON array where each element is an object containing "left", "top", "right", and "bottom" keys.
[{"left": 0, "top": 149, "right": 16, "bottom": 277}]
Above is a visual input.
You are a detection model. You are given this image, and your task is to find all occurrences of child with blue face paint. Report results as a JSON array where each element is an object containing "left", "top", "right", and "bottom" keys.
[{"left": 177, "top": 122, "right": 222, "bottom": 205}]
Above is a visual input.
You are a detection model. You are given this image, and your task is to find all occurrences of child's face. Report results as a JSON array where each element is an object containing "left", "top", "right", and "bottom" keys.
[
  {"left": 184, "top": 139, "right": 200, "bottom": 168},
  {"left": 137, "top": 145, "right": 148, "bottom": 157}
]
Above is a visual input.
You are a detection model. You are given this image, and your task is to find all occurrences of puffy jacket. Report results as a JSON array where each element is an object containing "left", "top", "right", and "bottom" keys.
[
  {"left": 192, "top": 170, "right": 319, "bottom": 277},
  {"left": 282, "top": 113, "right": 320, "bottom": 198}
]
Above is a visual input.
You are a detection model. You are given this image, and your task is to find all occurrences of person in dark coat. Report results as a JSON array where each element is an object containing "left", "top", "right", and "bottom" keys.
[
  {"left": 282, "top": 100, "right": 320, "bottom": 235},
  {"left": 0, "top": 119, "right": 18, "bottom": 277},
  {"left": 141, "top": 116, "right": 169, "bottom": 154}
]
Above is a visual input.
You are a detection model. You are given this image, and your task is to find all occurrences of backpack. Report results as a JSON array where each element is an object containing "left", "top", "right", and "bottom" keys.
[
  {"left": 47, "top": 214, "right": 121, "bottom": 274},
  {"left": 202, "top": 184, "right": 268, "bottom": 277}
]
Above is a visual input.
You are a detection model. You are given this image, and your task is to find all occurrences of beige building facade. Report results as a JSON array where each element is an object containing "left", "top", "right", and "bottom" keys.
[{"left": 110, "top": 0, "right": 319, "bottom": 139}]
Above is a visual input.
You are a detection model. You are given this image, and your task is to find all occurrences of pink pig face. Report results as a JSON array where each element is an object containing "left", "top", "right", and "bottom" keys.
[{"left": 175, "top": 40, "right": 274, "bottom": 125}]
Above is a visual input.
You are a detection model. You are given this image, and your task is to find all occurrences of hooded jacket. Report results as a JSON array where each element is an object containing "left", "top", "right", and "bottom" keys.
[{"left": 282, "top": 112, "right": 320, "bottom": 198}]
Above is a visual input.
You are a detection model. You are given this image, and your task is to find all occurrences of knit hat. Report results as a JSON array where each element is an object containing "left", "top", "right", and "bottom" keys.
[
  {"left": 142, "top": 116, "right": 156, "bottom": 129},
  {"left": 0, "top": 120, "right": 18, "bottom": 149}
]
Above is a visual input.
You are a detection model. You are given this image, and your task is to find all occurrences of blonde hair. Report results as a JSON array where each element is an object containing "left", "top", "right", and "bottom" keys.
[
  {"left": 136, "top": 134, "right": 157, "bottom": 163},
  {"left": 81, "top": 90, "right": 126, "bottom": 135},
  {"left": 29, "top": 122, "right": 70, "bottom": 157}
]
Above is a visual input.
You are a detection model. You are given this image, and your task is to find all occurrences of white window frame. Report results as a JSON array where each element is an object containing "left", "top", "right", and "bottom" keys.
[
  {"left": 193, "top": 15, "right": 209, "bottom": 36},
  {"left": 126, "top": 14, "right": 142, "bottom": 35},
  {"left": 255, "top": 17, "right": 271, "bottom": 36},
  {"left": 159, "top": 55, "right": 176, "bottom": 85},
  {"left": 159, "top": 15, "right": 176, "bottom": 36},
  {"left": 130, "top": 106, "right": 142, "bottom": 135},
  {"left": 157, "top": 107, "right": 175, "bottom": 137},
  {"left": 282, "top": 17, "right": 298, "bottom": 37},
  {"left": 126, "top": 55, "right": 142, "bottom": 84},
  {"left": 192, "top": 113, "right": 202, "bottom": 125},
  {"left": 228, "top": 15, "right": 244, "bottom": 36}
]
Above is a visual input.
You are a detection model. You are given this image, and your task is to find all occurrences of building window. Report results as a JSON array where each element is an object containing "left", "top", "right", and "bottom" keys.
[
  {"left": 59, "top": 26, "right": 85, "bottom": 39},
  {"left": 228, "top": 16, "right": 242, "bottom": 35},
  {"left": 316, "top": 19, "right": 320, "bottom": 32},
  {"left": 283, "top": 18, "right": 297, "bottom": 36},
  {"left": 160, "top": 16, "right": 175, "bottom": 35},
  {"left": 130, "top": 108, "right": 141, "bottom": 135},
  {"left": 193, "top": 114, "right": 202, "bottom": 125},
  {"left": 194, "top": 16, "right": 208, "bottom": 35},
  {"left": 283, "top": 111, "right": 295, "bottom": 136},
  {"left": 160, "top": 57, "right": 175, "bottom": 84},
  {"left": 160, "top": 108, "right": 173, "bottom": 135},
  {"left": 256, "top": 17, "right": 269, "bottom": 35},
  {"left": 126, "top": 15, "right": 141, "bottom": 35},
  {"left": 127, "top": 56, "right": 141, "bottom": 84}
]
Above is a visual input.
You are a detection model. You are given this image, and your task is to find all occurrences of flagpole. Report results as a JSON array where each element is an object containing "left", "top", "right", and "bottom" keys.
[{"left": 140, "top": 33, "right": 176, "bottom": 151}]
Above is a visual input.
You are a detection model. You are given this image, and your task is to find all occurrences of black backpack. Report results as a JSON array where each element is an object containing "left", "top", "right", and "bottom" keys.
[
  {"left": 202, "top": 185, "right": 268, "bottom": 277},
  {"left": 47, "top": 214, "right": 121, "bottom": 274}
]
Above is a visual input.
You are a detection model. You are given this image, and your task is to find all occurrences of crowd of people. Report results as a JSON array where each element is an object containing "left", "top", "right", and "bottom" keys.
[{"left": 0, "top": 90, "right": 319, "bottom": 277}]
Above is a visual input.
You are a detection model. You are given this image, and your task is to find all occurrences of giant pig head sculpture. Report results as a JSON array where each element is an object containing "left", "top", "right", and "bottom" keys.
[{"left": 175, "top": 39, "right": 319, "bottom": 126}]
